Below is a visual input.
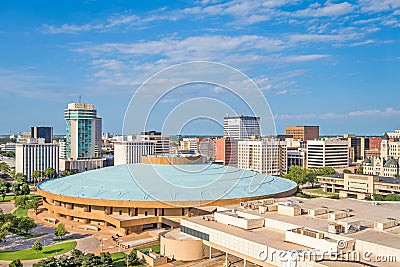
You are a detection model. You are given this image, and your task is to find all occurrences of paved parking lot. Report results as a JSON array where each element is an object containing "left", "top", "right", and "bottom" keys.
[{"left": 1, "top": 223, "right": 89, "bottom": 251}]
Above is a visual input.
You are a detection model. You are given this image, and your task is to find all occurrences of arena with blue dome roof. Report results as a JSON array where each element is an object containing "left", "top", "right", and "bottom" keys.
[{"left": 38, "top": 162, "right": 297, "bottom": 235}]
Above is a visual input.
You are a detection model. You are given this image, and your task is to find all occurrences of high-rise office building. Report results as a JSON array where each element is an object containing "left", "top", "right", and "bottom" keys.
[
  {"left": 15, "top": 138, "right": 59, "bottom": 182},
  {"left": 307, "top": 139, "right": 349, "bottom": 168},
  {"left": 64, "top": 102, "right": 102, "bottom": 159},
  {"left": 31, "top": 126, "right": 53, "bottom": 143},
  {"left": 285, "top": 126, "right": 319, "bottom": 141},
  {"left": 238, "top": 139, "right": 287, "bottom": 176},
  {"left": 223, "top": 116, "right": 260, "bottom": 140},
  {"left": 343, "top": 135, "right": 369, "bottom": 162}
]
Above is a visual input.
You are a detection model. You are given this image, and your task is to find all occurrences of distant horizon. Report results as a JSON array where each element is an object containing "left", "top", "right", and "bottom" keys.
[
  {"left": 0, "top": 1, "right": 399, "bottom": 139},
  {"left": 0, "top": 132, "right": 390, "bottom": 138}
]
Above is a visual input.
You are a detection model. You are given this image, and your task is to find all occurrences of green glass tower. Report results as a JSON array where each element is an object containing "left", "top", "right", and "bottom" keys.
[{"left": 64, "top": 103, "right": 102, "bottom": 159}]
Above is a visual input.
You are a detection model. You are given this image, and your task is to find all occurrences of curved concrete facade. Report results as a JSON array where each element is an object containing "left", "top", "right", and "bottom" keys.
[{"left": 160, "top": 230, "right": 203, "bottom": 261}]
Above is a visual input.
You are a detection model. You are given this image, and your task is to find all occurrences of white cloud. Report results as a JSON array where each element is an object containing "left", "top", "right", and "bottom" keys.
[
  {"left": 42, "top": 13, "right": 151, "bottom": 34},
  {"left": 359, "top": 0, "right": 400, "bottom": 13},
  {"left": 284, "top": 54, "right": 330, "bottom": 62},
  {"left": 294, "top": 2, "right": 354, "bottom": 17},
  {"left": 274, "top": 108, "right": 400, "bottom": 120},
  {"left": 350, "top": 39, "right": 375, "bottom": 47}
]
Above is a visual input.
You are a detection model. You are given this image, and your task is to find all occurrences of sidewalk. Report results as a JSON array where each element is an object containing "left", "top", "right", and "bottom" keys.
[{"left": 0, "top": 235, "right": 99, "bottom": 267}]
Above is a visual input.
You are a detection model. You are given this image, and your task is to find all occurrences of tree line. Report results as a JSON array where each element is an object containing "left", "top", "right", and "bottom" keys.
[{"left": 284, "top": 166, "right": 336, "bottom": 188}]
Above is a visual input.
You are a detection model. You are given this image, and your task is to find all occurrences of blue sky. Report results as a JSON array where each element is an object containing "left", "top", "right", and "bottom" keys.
[{"left": 0, "top": 0, "right": 399, "bottom": 136}]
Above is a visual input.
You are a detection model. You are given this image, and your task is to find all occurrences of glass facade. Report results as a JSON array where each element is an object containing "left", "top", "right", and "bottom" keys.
[
  {"left": 181, "top": 225, "right": 209, "bottom": 241},
  {"left": 64, "top": 107, "right": 97, "bottom": 159}
]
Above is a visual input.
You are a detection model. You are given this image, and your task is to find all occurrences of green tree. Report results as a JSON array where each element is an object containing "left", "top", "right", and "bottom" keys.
[
  {"left": 81, "top": 253, "right": 101, "bottom": 267},
  {"left": 0, "top": 185, "right": 7, "bottom": 201},
  {"left": 57, "top": 255, "right": 72, "bottom": 267},
  {"left": 21, "top": 183, "right": 30, "bottom": 195},
  {"left": 27, "top": 198, "right": 40, "bottom": 214},
  {"left": 18, "top": 217, "right": 36, "bottom": 233},
  {"left": 0, "top": 221, "right": 11, "bottom": 242},
  {"left": 11, "top": 183, "right": 21, "bottom": 197},
  {"left": 31, "top": 170, "right": 43, "bottom": 185},
  {"left": 343, "top": 169, "right": 352, "bottom": 174},
  {"left": 14, "top": 195, "right": 29, "bottom": 209},
  {"left": 99, "top": 252, "right": 113, "bottom": 267},
  {"left": 373, "top": 193, "right": 385, "bottom": 201},
  {"left": 356, "top": 166, "right": 364, "bottom": 175},
  {"left": 284, "top": 166, "right": 308, "bottom": 186},
  {"left": 0, "top": 162, "right": 9, "bottom": 175},
  {"left": 8, "top": 259, "right": 23, "bottom": 267},
  {"left": 55, "top": 223, "right": 67, "bottom": 240},
  {"left": 305, "top": 170, "right": 317, "bottom": 188},
  {"left": 314, "top": 166, "right": 336, "bottom": 175},
  {"left": 14, "top": 173, "right": 26, "bottom": 184},
  {"left": 32, "top": 257, "right": 58, "bottom": 267},
  {"left": 394, "top": 174, "right": 400, "bottom": 178},
  {"left": 385, "top": 194, "right": 400, "bottom": 201},
  {"left": 44, "top": 167, "right": 58, "bottom": 179},
  {"left": 127, "top": 249, "right": 138, "bottom": 266},
  {"left": 32, "top": 240, "right": 43, "bottom": 254},
  {"left": 70, "top": 249, "right": 85, "bottom": 266}
]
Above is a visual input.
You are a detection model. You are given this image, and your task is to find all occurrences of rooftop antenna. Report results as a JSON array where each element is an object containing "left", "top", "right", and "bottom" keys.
[{"left": 78, "top": 94, "right": 82, "bottom": 103}]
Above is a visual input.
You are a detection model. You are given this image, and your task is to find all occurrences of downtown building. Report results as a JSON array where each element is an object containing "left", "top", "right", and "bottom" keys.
[
  {"left": 362, "top": 133, "right": 400, "bottom": 177},
  {"left": 306, "top": 139, "right": 349, "bottom": 168},
  {"left": 237, "top": 139, "right": 287, "bottom": 176},
  {"left": 113, "top": 132, "right": 170, "bottom": 166},
  {"left": 285, "top": 126, "right": 319, "bottom": 141},
  {"left": 223, "top": 116, "right": 260, "bottom": 140},
  {"left": 61, "top": 102, "right": 104, "bottom": 172},
  {"left": 31, "top": 126, "right": 53, "bottom": 144},
  {"left": 214, "top": 137, "right": 238, "bottom": 167},
  {"left": 114, "top": 136, "right": 155, "bottom": 166},
  {"left": 15, "top": 138, "right": 59, "bottom": 182}
]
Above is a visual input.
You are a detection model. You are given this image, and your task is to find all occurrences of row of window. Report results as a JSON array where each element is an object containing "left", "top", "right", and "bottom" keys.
[{"left": 181, "top": 225, "right": 209, "bottom": 241}]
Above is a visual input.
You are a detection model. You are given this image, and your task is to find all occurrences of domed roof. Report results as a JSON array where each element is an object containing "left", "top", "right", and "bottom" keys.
[{"left": 38, "top": 163, "right": 297, "bottom": 202}]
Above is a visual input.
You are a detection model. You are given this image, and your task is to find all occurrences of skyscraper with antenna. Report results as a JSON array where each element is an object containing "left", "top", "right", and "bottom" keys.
[{"left": 64, "top": 102, "right": 102, "bottom": 159}]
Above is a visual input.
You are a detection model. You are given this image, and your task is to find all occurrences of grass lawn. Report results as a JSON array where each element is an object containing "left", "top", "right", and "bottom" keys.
[
  {"left": 111, "top": 252, "right": 129, "bottom": 267},
  {"left": 303, "top": 188, "right": 339, "bottom": 198},
  {"left": 1, "top": 194, "right": 42, "bottom": 202},
  {"left": 12, "top": 207, "right": 28, "bottom": 217},
  {"left": 0, "top": 241, "right": 76, "bottom": 261}
]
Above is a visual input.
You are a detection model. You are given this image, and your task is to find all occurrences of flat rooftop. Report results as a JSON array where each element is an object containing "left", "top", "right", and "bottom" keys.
[
  {"left": 232, "top": 197, "right": 400, "bottom": 250},
  {"left": 185, "top": 216, "right": 308, "bottom": 251}
]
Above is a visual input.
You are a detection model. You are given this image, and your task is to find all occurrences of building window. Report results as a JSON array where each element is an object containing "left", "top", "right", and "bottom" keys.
[{"left": 181, "top": 225, "right": 209, "bottom": 241}]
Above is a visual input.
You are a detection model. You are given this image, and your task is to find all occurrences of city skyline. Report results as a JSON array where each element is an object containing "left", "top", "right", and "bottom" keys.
[{"left": 0, "top": 1, "right": 399, "bottom": 135}]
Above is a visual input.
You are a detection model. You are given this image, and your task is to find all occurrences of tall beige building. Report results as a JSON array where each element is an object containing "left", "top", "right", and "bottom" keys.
[
  {"left": 238, "top": 139, "right": 287, "bottom": 176},
  {"left": 285, "top": 126, "right": 319, "bottom": 141}
]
